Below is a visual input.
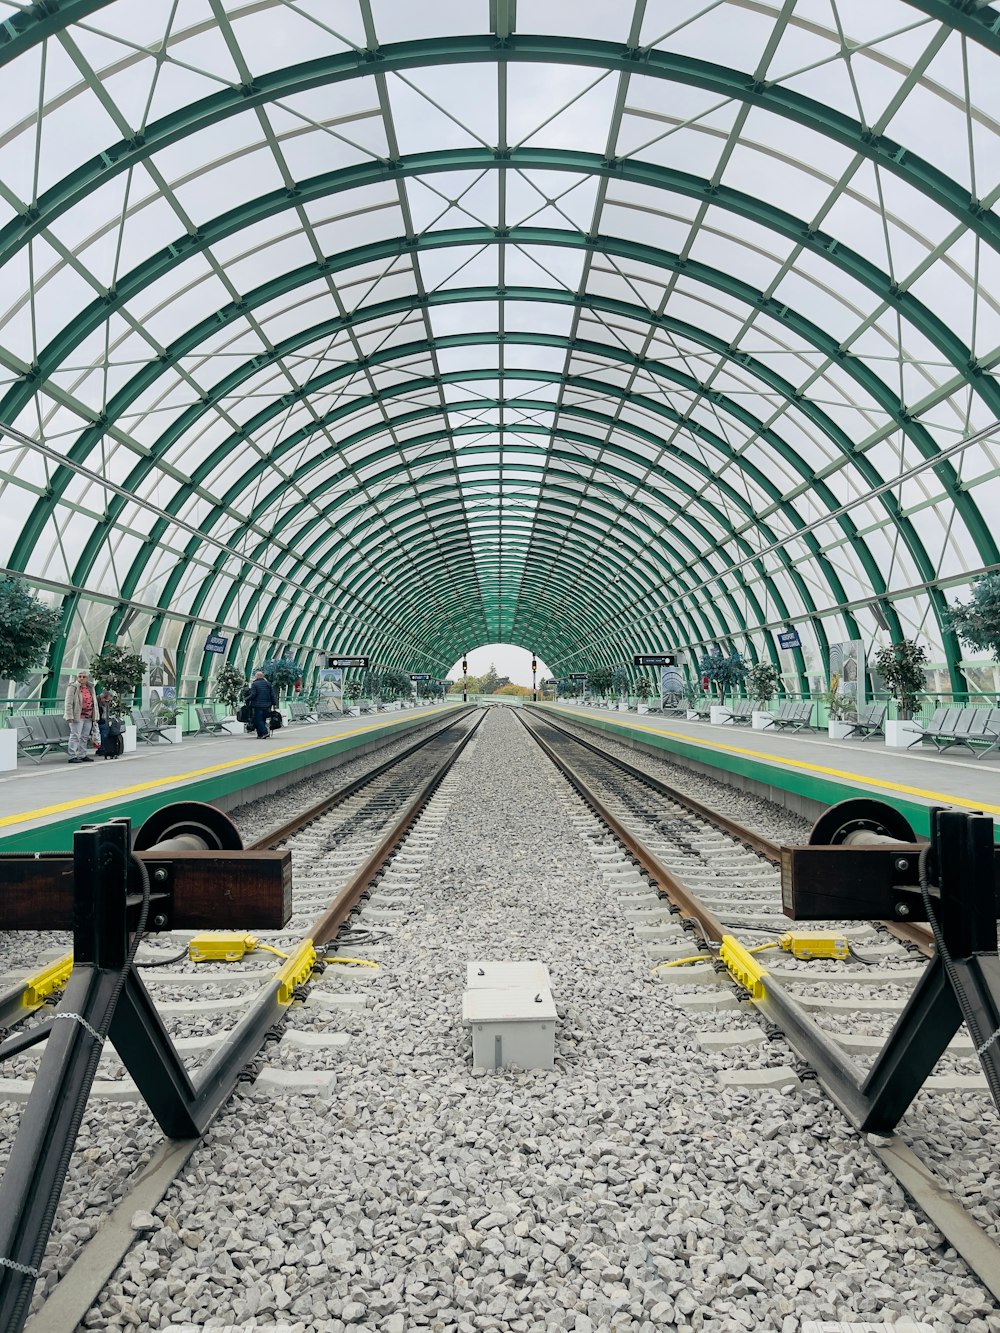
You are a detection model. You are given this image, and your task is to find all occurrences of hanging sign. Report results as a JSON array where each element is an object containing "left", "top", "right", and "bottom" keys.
[
  {"left": 409, "top": 673, "right": 431, "bottom": 681},
  {"left": 327, "top": 655, "right": 369, "bottom": 668},
  {"left": 570, "top": 673, "right": 589, "bottom": 681},
  {"left": 203, "top": 634, "right": 228, "bottom": 654},
  {"left": 632, "top": 653, "right": 676, "bottom": 667},
  {"left": 777, "top": 630, "right": 801, "bottom": 651}
]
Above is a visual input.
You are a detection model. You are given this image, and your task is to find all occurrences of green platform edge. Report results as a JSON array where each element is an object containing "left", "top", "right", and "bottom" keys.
[
  {"left": 0, "top": 710, "right": 435, "bottom": 853},
  {"left": 537, "top": 705, "right": 1000, "bottom": 843}
]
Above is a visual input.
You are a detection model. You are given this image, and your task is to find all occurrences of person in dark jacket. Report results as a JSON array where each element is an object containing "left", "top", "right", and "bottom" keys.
[{"left": 246, "top": 671, "right": 277, "bottom": 739}]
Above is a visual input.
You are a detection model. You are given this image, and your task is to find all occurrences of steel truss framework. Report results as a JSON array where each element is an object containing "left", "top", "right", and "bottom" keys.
[{"left": 0, "top": 0, "right": 999, "bottom": 699}]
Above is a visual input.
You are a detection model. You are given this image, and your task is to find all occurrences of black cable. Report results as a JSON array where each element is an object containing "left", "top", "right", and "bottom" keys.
[{"left": 135, "top": 947, "right": 189, "bottom": 968}]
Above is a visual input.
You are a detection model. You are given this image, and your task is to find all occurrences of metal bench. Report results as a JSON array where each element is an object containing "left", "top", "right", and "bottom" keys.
[
  {"left": 29, "top": 714, "right": 72, "bottom": 755},
  {"left": 132, "top": 707, "right": 175, "bottom": 743},
  {"left": 288, "top": 701, "right": 318, "bottom": 724},
  {"left": 841, "top": 702, "right": 887, "bottom": 741},
  {"left": 762, "top": 700, "right": 814, "bottom": 731},
  {"left": 690, "top": 698, "right": 713, "bottom": 719},
  {"left": 195, "top": 706, "right": 225, "bottom": 735},
  {"left": 10, "top": 716, "right": 44, "bottom": 763},
  {"left": 910, "top": 706, "right": 1000, "bottom": 759},
  {"left": 718, "top": 700, "right": 753, "bottom": 725}
]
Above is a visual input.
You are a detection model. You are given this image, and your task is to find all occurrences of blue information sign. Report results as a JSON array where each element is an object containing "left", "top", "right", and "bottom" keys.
[
  {"left": 204, "top": 634, "right": 228, "bottom": 654},
  {"left": 777, "top": 630, "right": 801, "bottom": 650}
]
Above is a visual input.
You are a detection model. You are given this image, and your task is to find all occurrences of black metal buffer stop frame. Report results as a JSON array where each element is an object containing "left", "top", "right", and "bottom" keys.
[
  {"left": 778, "top": 798, "right": 1000, "bottom": 1132},
  {"left": 0, "top": 803, "right": 296, "bottom": 1333}
]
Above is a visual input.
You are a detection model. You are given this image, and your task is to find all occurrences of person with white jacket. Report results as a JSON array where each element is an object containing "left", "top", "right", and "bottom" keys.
[{"left": 63, "top": 670, "right": 96, "bottom": 763}]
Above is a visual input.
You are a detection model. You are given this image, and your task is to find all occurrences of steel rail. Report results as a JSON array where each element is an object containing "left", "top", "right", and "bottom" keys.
[
  {"left": 307, "top": 707, "right": 488, "bottom": 949},
  {"left": 251, "top": 705, "right": 477, "bottom": 851},
  {"left": 2, "top": 707, "right": 488, "bottom": 1333},
  {"left": 514, "top": 709, "right": 725, "bottom": 943},
  {"left": 530, "top": 709, "right": 936, "bottom": 956},
  {"left": 515, "top": 708, "right": 1000, "bottom": 1301}
]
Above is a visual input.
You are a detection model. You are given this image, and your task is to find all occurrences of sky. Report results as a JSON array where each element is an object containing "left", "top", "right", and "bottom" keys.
[{"left": 445, "top": 644, "right": 551, "bottom": 688}]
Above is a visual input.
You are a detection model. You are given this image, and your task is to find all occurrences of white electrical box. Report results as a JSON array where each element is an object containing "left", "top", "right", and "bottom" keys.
[
  {"left": 462, "top": 984, "right": 557, "bottom": 1071},
  {"left": 465, "top": 960, "right": 551, "bottom": 992}
]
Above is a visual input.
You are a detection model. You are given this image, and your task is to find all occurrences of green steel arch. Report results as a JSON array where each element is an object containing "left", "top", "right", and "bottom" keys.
[{"left": 1, "top": 1, "right": 998, "bottom": 702}]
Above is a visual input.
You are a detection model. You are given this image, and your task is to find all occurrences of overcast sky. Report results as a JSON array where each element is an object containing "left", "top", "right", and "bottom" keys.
[{"left": 445, "top": 643, "right": 551, "bottom": 687}]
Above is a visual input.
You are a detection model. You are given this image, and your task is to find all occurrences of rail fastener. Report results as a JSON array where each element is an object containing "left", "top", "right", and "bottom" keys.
[
  {"left": 719, "top": 935, "right": 767, "bottom": 1000},
  {"left": 20, "top": 953, "right": 73, "bottom": 1007},
  {"left": 276, "top": 941, "right": 318, "bottom": 1004}
]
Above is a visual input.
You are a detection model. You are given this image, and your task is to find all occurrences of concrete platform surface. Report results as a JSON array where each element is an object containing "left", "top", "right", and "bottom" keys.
[{"left": 0, "top": 706, "right": 458, "bottom": 851}]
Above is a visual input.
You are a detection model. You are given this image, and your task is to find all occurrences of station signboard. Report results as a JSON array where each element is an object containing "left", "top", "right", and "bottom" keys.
[
  {"left": 203, "top": 634, "right": 228, "bottom": 654},
  {"left": 569, "top": 673, "right": 588, "bottom": 681},
  {"left": 777, "top": 630, "right": 801, "bottom": 651},
  {"left": 327, "top": 655, "right": 370, "bottom": 668},
  {"left": 632, "top": 653, "right": 676, "bottom": 667},
  {"left": 409, "top": 673, "right": 431, "bottom": 681}
]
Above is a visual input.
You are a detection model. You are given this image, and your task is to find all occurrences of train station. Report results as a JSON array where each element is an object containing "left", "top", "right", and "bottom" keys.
[{"left": 1, "top": 2, "right": 1000, "bottom": 1331}]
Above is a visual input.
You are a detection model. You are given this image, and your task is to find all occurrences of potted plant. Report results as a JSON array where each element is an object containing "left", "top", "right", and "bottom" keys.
[
  {"left": 635, "top": 675, "right": 652, "bottom": 714},
  {"left": 213, "top": 662, "right": 247, "bottom": 732},
  {"left": 0, "top": 576, "right": 61, "bottom": 770},
  {"left": 587, "top": 666, "right": 614, "bottom": 707},
  {"left": 872, "top": 639, "right": 928, "bottom": 747},
  {"left": 683, "top": 678, "right": 703, "bottom": 720},
  {"left": 947, "top": 573, "right": 1000, "bottom": 661},
  {"left": 611, "top": 665, "right": 629, "bottom": 710},
  {"left": 698, "top": 647, "right": 747, "bottom": 724},
  {"left": 824, "top": 674, "right": 858, "bottom": 740},
  {"left": 745, "top": 662, "right": 779, "bottom": 729},
  {"left": 90, "top": 644, "right": 147, "bottom": 751}
]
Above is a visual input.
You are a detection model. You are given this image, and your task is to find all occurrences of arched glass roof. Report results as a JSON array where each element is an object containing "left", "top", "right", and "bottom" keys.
[{"left": 1, "top": 0, "right": 999, "bottom": 697}]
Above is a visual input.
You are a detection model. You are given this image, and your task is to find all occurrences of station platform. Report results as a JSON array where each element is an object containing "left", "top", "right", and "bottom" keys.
[
  {"left": 541, "top": 702, "right": 1000, "bottom": 840},
  {"left": 0, "top": 706, "right": 459, "bottom": 853}
]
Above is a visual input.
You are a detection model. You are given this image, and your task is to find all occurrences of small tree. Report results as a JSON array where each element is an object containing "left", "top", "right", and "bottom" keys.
[
  {"left": 213, "top": 662, "right": 247, "bottom": 716},
  {"left": 588, "top": 666, "right": 614, "bottom": 698},
  {"left": 947, "top": 574, "right": 1000, "bottom": 662},
  {"left": 611, "top": 666, "right": 629, "bottom": 698},
  {"left": 746, "top": 662, "right": 779, "bottom": 709},
  {"left": 635, "top": 676, "right": 652, "bottom": 701},
  {"left": 872, "top": 639, "right": 928, "bottom": 719},
  {"left": 697, "top": 647, "right": 747, "bottom": 703},
  {"left": 0, "top": 576, "right": 61, "bottom": 682},
  {"left": 89, "top": 644, "right": 146, "bottom": 713},
  {"left": 259, "top": 655, "right": 302, "bottom": 697}
]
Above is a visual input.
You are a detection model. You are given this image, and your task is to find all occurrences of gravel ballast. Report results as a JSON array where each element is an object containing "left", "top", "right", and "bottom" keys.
[{"left": 73, "top": 708, "right": 999, "bottom": 1332}]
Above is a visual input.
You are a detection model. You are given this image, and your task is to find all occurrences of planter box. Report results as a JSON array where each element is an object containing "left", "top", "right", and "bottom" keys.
[
  {"left": 752, "top": 711, "right": 773, "bottom": 730},
  {"left": 828, "top": 720, "right": 855, "bottom": 740},
  {"left": 160, "top": 725, "right": 182, "bottom": 745},
  {"left": 637, "top": 703, "right": 649, "bottom": 715},
  {"left": 122, "top": 724, "right": 137, "bottom": 753},
  {"left": 0, "top": 728, "right": 15, "bottom": 772},
  {"left": 710, "top": 706, "right": 731, "bottom": 725},
  {"left": 885, "top": 719, "right": 922, "bottom": 749},
  {"left": 686, "top": 710, "right": 699, "bottom": 721},
  {"left": 220, "top": 719, "right": 243, "bottom": 735}
]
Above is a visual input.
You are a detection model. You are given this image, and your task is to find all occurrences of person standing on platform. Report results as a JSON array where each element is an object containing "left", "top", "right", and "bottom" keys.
[
  {"left": 246, "top": 670, "right": 277, "bottom": 739},
  {"left": 64, "top": 670, "right": 96, "bottom": 763}
]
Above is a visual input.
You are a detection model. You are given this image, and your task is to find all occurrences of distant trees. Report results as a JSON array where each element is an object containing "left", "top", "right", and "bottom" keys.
[{"left": 947, "top": 574, "right": 1000, "bottom": 662}]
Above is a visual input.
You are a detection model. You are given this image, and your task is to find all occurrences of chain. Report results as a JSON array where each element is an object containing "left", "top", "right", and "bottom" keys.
[{"left": 53, "top": 1012, "right": 105, "bottom": 1044}]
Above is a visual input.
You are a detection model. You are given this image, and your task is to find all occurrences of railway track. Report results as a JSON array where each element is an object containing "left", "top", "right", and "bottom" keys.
[
  {"left": 0, "top": 705, "right": 486, "bottom": 1332},
  {"left": 515, "top": 707, "right": 1000, "bottom": 1304}
]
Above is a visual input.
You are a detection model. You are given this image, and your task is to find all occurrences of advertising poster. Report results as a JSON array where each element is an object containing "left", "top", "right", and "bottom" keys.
[
  {"left": 141, "top": 644, "right": 175, "bottom": 711},
  {"left": 829, "top": 640, "right": 865, "bottom": 712},
  {"left": 318, "top": 667, "right": 344, "bottom": 714}
]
